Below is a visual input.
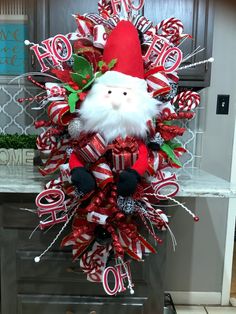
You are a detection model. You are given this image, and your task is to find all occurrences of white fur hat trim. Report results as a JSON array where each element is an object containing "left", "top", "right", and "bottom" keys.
[{"left": 96, "top": 71, "right": 147, "bottom": 92}]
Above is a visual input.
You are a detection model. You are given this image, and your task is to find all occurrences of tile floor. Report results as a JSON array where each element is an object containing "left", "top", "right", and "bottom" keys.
[
  {"left": 175, "top": 244, "right": 236, "bottom": 313},
  {"left": 176, "top": 306, "right": 236, "bottom": 313}
]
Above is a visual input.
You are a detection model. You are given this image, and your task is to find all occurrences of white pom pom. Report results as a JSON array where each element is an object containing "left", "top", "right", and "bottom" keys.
[
  {"left": 68, "top": 118, "right": 81, "bottom": 139},
  {"left": 34, "top": 256, "right": 41, "bottom": 263},
  {"left": 208, "top": 57, "right": 214, "bottom": 63},
  {"left": 24, "top": 40, "right": 31, "bottom": 46},
  {"left": 130, "top": 289, "right": 135, "bottom": 295}
]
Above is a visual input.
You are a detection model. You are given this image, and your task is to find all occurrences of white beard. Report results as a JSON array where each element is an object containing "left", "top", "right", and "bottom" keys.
[{"left": 79, "top": 82, "right": 161, "bottom": 143}]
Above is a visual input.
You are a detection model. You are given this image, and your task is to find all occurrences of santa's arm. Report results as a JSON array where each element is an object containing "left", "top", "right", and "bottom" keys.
[
  {"left": 69, "top": 151, "right": 85, "bottom": 170},
  {"left": 131, "top": 141, "right": 148, "bottom": 176}
]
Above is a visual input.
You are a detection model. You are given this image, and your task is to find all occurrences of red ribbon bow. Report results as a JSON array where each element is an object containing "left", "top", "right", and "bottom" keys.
[{"left": 112, "top": 136, "right": 139, "bottom": 154}]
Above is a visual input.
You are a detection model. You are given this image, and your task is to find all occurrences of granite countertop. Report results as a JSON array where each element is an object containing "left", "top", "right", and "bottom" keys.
[
  {"left": 176, "top": 168, "right": 236, "bottom": 198},
  {"left": 0, "top": 165, "right": 236, "bottom": 198}
]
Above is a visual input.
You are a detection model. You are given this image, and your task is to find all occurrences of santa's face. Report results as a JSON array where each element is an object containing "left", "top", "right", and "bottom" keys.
[{"left": 79, "top": 82, "right": 159, "bottom": 143}]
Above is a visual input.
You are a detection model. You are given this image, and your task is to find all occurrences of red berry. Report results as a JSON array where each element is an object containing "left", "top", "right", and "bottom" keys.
[
  {"left": 115, "top": 213, "right": 125, "bottom": 220},
  {"left": 86, "top": 74, "right": 91, "bottom": 79},
  {"left": 82, "top": 79, "right": 87, "bottom": 85},
  {"left": 108, "top": 197, "right": 116, "bottom": 205},
  {"left": 111, "top": 191, "right": 117, "bottom": 197},
  {"left": 86, "top": 204, "right": 97, "bottom": 212},
  {"left": 93, "top": 197, "right": 101, "bottom": 205},
  {"left": 79, "top": 92, "right": 87, "bottom": 101},
  {"left": 101, "top": 65, "right": 108, "bottom": 73},
  {"left": 172, "top": 113, "right": 178, "bottom": 119},
  {"left": 98, "top": 191, "right": 105, "bottom": 199}
]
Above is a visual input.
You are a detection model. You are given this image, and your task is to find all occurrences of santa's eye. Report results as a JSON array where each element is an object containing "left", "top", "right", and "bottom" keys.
[
  {"left": 123, "top": 92, "right": 127, "bottom": 96},
  {"left": 108, "top": 90, "right": 112, "bottom": 94}
]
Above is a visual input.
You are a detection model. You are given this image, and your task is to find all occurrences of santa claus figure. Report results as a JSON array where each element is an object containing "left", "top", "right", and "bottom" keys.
[{"left": 69, "top": 20, "right": 160, "bottom": 197}]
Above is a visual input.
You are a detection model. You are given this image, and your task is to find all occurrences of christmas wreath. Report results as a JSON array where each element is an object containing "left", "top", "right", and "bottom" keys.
[{"left": 17, "top": 0, "right": 213, "bottom": 295}]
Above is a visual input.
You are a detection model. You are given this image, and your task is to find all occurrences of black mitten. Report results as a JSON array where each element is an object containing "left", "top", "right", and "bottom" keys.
[
  {"left": 117, "top": 168, "right": 141, "bottom": 197},
  {"left": 71, "top": 167, "right": 96, "bottom": 194}
]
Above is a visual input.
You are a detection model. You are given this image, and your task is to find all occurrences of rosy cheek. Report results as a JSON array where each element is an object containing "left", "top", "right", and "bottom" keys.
[{"left": 104, "top": 94, "right": 110, "bottom": 99}]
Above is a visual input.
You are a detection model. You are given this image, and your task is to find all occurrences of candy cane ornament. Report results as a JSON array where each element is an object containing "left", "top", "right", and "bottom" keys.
[
  {"left": 172, "top": 91, "right": 200, "bottom": 111},
  {"left": 156, "top": 17, "right": 190, "bottom": 45}
]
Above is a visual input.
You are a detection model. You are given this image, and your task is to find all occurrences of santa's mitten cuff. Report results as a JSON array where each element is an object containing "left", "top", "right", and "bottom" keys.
[
  {"left": 117, "top": 168, "right": 141, "bottom": 197},
  {"left": 71, "top": 167, "right": 96, "bottom": 194}
]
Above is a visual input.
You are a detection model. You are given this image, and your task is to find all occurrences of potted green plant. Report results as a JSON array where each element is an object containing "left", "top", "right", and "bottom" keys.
[{"left": 0, "top": 134, "right": 37, "bottom": 166}]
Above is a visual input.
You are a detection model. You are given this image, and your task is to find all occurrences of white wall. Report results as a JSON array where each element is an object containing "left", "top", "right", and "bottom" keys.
[{"left": 201, "top": 2, "right": 236, "bottom": 182}]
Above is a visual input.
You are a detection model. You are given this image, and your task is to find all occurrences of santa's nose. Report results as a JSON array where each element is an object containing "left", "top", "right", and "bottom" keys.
[{"left": 111, "top": 100, "right": 121, "bottom": 110}]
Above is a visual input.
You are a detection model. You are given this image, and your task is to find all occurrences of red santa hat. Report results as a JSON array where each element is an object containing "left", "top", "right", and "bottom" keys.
[{"left": 97, "top": 20, "right": 147, "bottom": 92}]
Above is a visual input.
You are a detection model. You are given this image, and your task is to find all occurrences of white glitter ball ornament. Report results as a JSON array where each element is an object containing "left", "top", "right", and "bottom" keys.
[{"left": 68, "top": 118, "right": 81, "bottom": 139}]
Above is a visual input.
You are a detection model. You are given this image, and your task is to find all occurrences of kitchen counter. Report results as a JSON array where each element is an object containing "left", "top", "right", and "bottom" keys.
[{"left": 0, "top": 165, "right": 236, "bottom": 198}]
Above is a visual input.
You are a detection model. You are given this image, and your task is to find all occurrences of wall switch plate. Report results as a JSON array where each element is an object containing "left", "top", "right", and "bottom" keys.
[{"left": 216, "top": 94, "right": 230, "bottom": 115}]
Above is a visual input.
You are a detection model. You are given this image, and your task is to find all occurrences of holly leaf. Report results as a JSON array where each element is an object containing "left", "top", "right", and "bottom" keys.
[
  {"left": 161, "top": 143, "right": 182, "bottom": 167},
  {"left": 108, "top": 58, "right": 117, "bottom": 70},
  {"left": 73, "top": 54, "right": 93, "bottom": 78},
  {"left": 95, "top": 71, "right": 103, "bottom": 79},
  {"left": 64, "top": 84, "right": 76, "bottom": 93},
  {"left": 71, "top": 72, "right": 84, "bottom": 87},
  {"left": 68, "top": 93, "right": 79, "bottom": 113},
  {"left": 98, "top": 60, "right": 106, "bottom": 69},
  {"left": 82, "top": 76, "right": 96, "bottom": 90},
  {"left": 163, "top": 121, "right": 172, "bottom": 125},
  {"left": 166, "top": 141, "right": 182, "bottom": 150}
]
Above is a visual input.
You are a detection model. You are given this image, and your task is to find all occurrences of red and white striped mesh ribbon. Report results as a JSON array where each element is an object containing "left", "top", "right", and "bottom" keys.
[
  {"left": 74, "top": 15, "right": 94, "bottom": 37},
  {"left": 84, "top": 13, "right": 117, "bottom": 31},
  {"left": 45, "top": 176, "right": 63, "bottom": 190},
  {"left": 98, "top": 0, "right": 113, "bottom": 18},
  {"left": 118, "top": 230, "right": 155, "bottom": 261},
  {"left": 143, "top": 200, "right": 168, "bottom": 231},
  {"left": 166, "top": 71, "right": 179, "bottom": 84},
  {"left": 48, "top": 101, "right": 74, "bottom": 126},
  {"left": 146, "top": 71, "right": 171, "bottom": 97},
  {"left": 146, "top": 155, "right": 159, "bottom": 177},
  {"left": 61, "top": 230, "right": 94, "bottom": 261},
  {"left": 43, "top": 176, "right": 64, "bottom": 203},
  {"left": 36, "top": 130, "right": 57, "bottom": 155},
  {"left": 91, "top": 160, "right": 114, "bottom": 189},
  {"left": 132, "top": 14, "right": 153, "bottom": 34},
  {"left": 39, "top": 138, "right": 71, "bottom": 176},
  {"left": 171, "top": 91, "right": 200, "bottom": 111},
  {"left": 80, "top": 242, "right": 111, "bottom": 282}
]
